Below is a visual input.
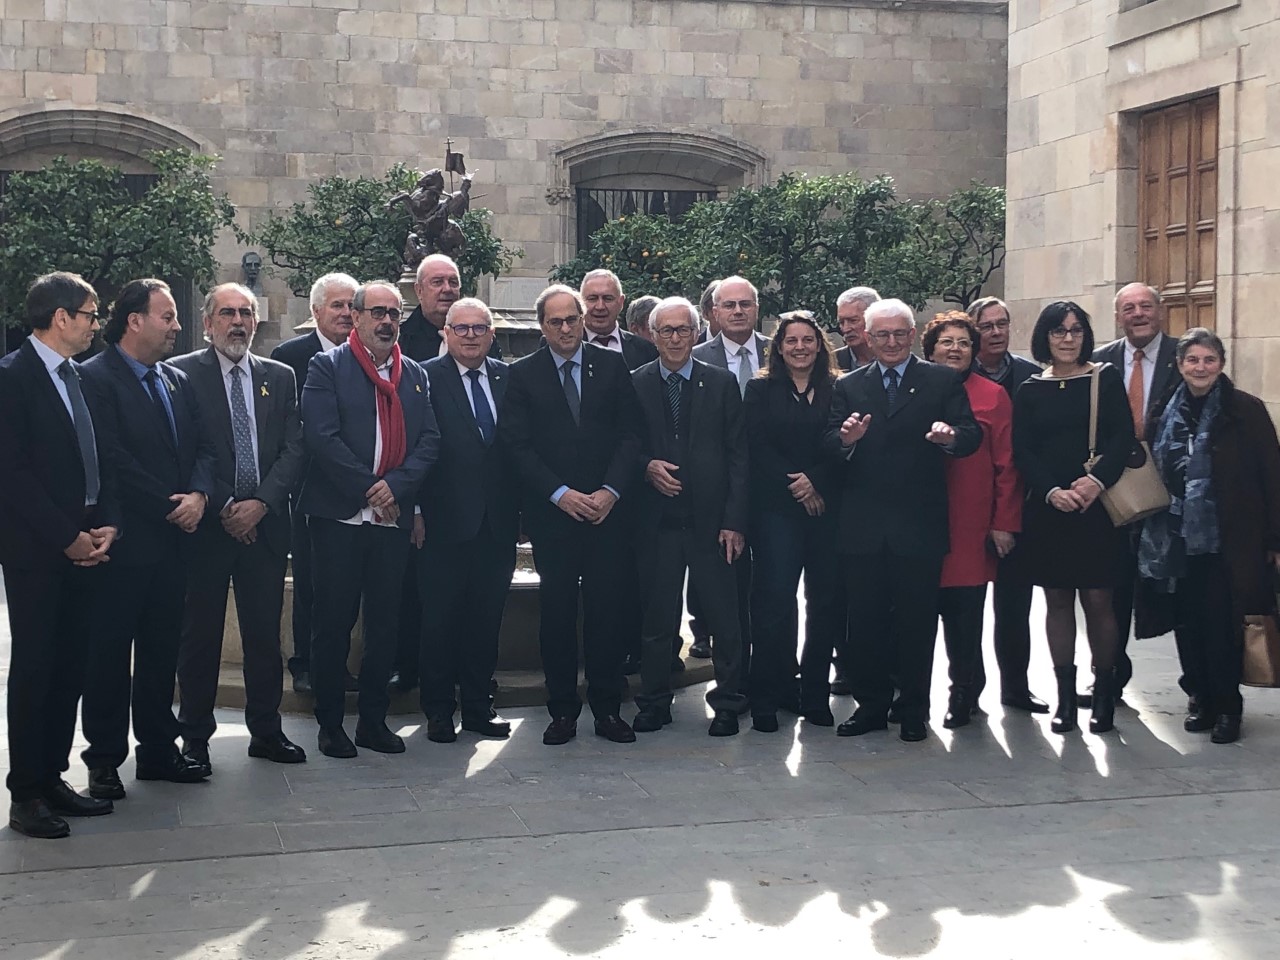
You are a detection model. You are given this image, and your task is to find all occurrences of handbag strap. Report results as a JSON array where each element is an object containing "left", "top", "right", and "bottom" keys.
[{"left": 1087, "top": 363, "right": 1100, "bottom": 461}]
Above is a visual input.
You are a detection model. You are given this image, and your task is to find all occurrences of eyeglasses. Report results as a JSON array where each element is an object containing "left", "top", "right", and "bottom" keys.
[
  {"left": 869, "top": 329, "right": 914, "bottom": 343},
  {"left": 1048, "top": 326, "right": 1084, "bottom": 341},
  {"left": 655, "top": 325, "right": 696, "bottom": 340},
  {"left": 936, "top": 337, "right": 972, "bottom": 349},
  {"left": 976, "top": 319, "right": 1011, "bottom": 333},
  {"left": 74, "top": 308, "right": 102, "bottom": 323},
  {"left": 216, "top": 307, "right": 255, "bottom": 321},
  {"left": 448, "top": 323, "right": 491, "bottom": 338},
  {"left": 360, "top": 306, "right": 402, "bottom": 322},
  {"left": 716, "top": 300, "right": 756, "bottom": 311},
  {"left": 544, "top": 316, "right": 581, "bottom": 329}
]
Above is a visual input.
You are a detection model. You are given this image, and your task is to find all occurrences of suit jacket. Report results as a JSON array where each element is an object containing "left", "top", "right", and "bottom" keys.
[
  {"left": 270, "top": 330, "right": 323, "bottom": 404},
  {"left": 1092, "top": 334, "right": 1178, "bottom": 421},
  {"left": 299, "top": 343, "right": 439, "bottom": 528},
  {"left": 0, "top": 340, "right": 122, "bottom": 569},
  {"left": 420, "top": 355, "right": 518, "bottom": 545},
  {"left": 399, "top": 306, "right": 503, "bottom": 364},
  {"left": 632, "top": 359, "right": 748, "bottom": 537},
  {"left": 823, "top": 356, "right": 982, "bottom": 557},
  {"left": 169, "top": 347, "right": 305, "bottom": 556},
  {"left": 499, "top": 342, "right": 642, "bottom": 539},
  {"left": 539, "top": 329, "right": 659, "bottom": 372},
  {"left": 693, "top": 330, "right": 772, "bottom": 372},
  {"left": 80, "top": 345, "right": 217, "bottom": 566}
]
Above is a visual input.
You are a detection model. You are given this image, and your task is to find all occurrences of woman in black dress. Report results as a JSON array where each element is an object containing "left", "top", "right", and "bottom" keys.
[
  {"left": 743, "top": 311, "right": 844, "bottom": 731},
  {"left": 1012, "top": 302, "right": 1134, "bottom": 734}
]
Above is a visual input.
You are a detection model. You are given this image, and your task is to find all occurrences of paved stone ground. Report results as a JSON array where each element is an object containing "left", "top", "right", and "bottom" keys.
[{"left": 2, "top": 578, "right": 1279, "bottom": 959}]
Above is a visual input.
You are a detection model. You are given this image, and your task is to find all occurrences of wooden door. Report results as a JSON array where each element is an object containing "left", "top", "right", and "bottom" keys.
[{"left": 1138, "top": 96, "right": 1218, "bottom": 335}]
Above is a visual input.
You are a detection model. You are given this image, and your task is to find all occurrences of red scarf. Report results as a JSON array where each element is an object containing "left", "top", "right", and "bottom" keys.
[{"left": 347, "top": 329, "right": 407, "bottom": 477}]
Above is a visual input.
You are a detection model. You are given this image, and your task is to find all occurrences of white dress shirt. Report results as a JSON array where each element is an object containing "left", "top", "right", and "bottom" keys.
[
  {"left": 722, "top": 334, "right": 759, "bottom": 379},
  {"left": 588, "top": 324, "right": 624, "bottom": 353},
  {"left": 215, "top": 350, "right": 260, "bottom": 489},
  {"left": 455, "top": 358, "right": 497, "bottom": 425},
  {"left": 340, "top": 355, "right": 400, "bottom": 527},
  {"left": 316, "top": 330, "right": 341, "bottom": 352},
  {"left": 1123, "top": 332, "right": 1162, "bottom": 415}
]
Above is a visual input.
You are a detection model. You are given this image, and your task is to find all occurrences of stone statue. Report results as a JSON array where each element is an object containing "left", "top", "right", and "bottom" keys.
[
  {"left": 386, "top": 168, "right": 472, "bottom": 270},
  {"left": 241, "top": 251, "right": 263, "bottom": 293}
]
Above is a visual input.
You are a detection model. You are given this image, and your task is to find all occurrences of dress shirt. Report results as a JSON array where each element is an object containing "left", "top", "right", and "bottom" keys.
[
  {"left": 116, "top": 344, "right": 176, "bottom": 436},
  {"left": 658, "top": 357, "right": 694, "bottom": 382},
  {"left": 588, "top": 324, "right": 624, "bottom": 353},
  {"left": 455, "top": 358, "right": 497, "bottom": 423},
  {"left": 316, "top": 330, "right": 341, "bottom": 352},
  {"left": 722, "top": 334, "right": 759, "bottom": 379},
  {"left": 1123, "top": 332, "right": 1162, "bottom": 414},
  {"left": 549, "top": 345, "right": 619, "bottom": 505},
  {"left": 28, "top": 334, "right": 74, "bottom": 420},
  {"left": 339, "top": 352, "right": 422, "bottom": 526},
  {"left": 215, "top": 349, "right": 260, "bottom": 488},
  {"left": 875, "top": 357, "right": 911, "bottom": 387}
]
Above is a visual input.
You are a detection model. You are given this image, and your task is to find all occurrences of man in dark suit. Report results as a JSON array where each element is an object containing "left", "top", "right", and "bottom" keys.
[
  {"left": 270, "top": 272, "right": 360, "bottom": 695},
  {"left": 300, "top": 281, "right": 439, "bottom": 758},
  {"left": 824, "top": 298, "right": 981, "bottom": 743},
  {"left": 631, "top": 297, "right": 749, "bottom": 736},
  {"left": 170, "top": 284, "right": 308, "bottom": 771},
  {"left": 966, "top": 295, "right": 1049, "bottom": 715},
  {"left": 580, "top": 269, "right": 659, "bottom": 370},
  {"left": 79, "top": 278, "right": 217, "bottom": 798},
  {"left": 418, "top": 298, "right": 518, "bottom": 743},
  {"left": 499, "top": 284, "right": 643, "bottom": 746},
  {"left": 0, "top": 272, "right": 119, "bottom": 838},
  {"left": 1092, "top": 282, "right": 1178, "bottom": 699},
  {"left": 833, "top": 286, "right": 879, "bottom": 372}
]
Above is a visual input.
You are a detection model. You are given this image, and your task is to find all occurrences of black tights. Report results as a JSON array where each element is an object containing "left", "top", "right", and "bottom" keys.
[{"left": 1044, "top": 588, "right": 1119, "bottom": 672}]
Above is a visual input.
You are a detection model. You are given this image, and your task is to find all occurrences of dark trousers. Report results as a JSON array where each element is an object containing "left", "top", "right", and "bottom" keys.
[
  {"left": 287, "top": 498, "right": 312, "bottom": 678},
  {"left": 177, "top": 528, "right": 286, "bottom": 744},
  {"left": 844, "top": 549, "right": 943, "bottom": 724},
  {"left": 1173, "top": 553, "right": 1244, "bottom": 716},
  {"left": 749, "top": 510, "right": 844, "bottom": 713},
  {"left": 395, "top": 556, "right": 422, "bottom": 682},
  {"left": 938, "top": 584, "right": 987, "bottom": 696},
  {"left": 3, "top": 563, "right": 94, "bottom": 801},
  {"left": 529, "top": 520, "right": 627, "bottom": 720},
  {"left": 417, "top": 526, "right": 515, "bottom": 720},
  {"left": 986, "top": 568, "right": 1035, "bottom": 699},
  {"left": 636, "top": 525, "right": 747, "bottom": 713},
  {"left": 1111, "top": 531, "right": 1140, "bottom": 690},
  {"left": 310, "top": 519, "right": 410, "bottom": 730},
  {"left": 82, "top": 557, "right": 186, "bottom": 769}
]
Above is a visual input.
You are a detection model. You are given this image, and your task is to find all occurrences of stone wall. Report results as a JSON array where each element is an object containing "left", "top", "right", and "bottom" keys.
[
  {"left": 0, "top": 0, "right": 1008, "bottom": 342},
  {"left": 1004, "top": 0, "right": 1280, "bottom": 415}
]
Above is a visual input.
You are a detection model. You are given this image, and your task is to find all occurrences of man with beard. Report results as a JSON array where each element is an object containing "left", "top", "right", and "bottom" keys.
[
  {"left": 170, "top": 284, "right": 308, "bottom": 772},
  {"left": 79, "top": 279, "right": 217, "bottom": 799},
  {"left": 833, "top": 286, "right": 879, "bottom": 372},
  {"left": 300, "top": 281, "right": 439, "bottom": 758}
]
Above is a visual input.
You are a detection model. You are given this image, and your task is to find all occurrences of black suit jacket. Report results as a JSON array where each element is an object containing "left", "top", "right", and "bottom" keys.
[
  {"left": 299, "top": 343, "right": 439, "bottom": 529},
  {"left": 693, "top": 330, "right": 772, "bottom": 371},
  {"left": 80, "top": 345, "right": 216, "bottom": 566},
  {"left": 1092, "top": 334, "right": 1178, "bottom": 419},
  {"left": 823, "top": 356, "right": 981, "bottom": 557},
  {"left": 399, "top": 306, "right": 503, "bottom": 364},
  {"left": 539, "top": 329, "right": 658, "bottom": 372},
  {"left": 499, "top": 342, "right": 642, "bottom": 539},
  {"left": 632, "top": 359, "right": 748, "bottom": 537},
  {"left": 270, "top": 330, "right": 323, "bottom": 404},
  {"left": 0, "top": 340, "right": 122, "bottom": 569},
  {"left": 169, "top": 347, "right": 305, "bottom": 556},
  {"left": 421, "top": 356, "right": 518, "bottom": 545}
]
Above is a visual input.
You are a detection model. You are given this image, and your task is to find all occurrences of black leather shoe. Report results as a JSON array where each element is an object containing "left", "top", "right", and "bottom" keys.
[
  {"left": 427, "top": 717, "right": 458, "bottom": 743},
  {"left": 837, "top": 712, "right": 888, "bottom": 737},
  {"left": 355, "top": 721, "right": 406, "bottom": 754},
  {"left": 292, "top": 671, "right": 313, "bottom": 695},
  {"left": 1211, "top": 714, "right": 1241, "bottom": 744},
  {"left": 943, "top": 692, "right": 971, "bottom": 729},
  {"left": 1001, "top": 691, "right": 1050, "bottom": 714},
  {"left": 689, "top": 637, "right": 712, "bottom": 659},
  {"left": 899, "top": 719, "right": 929, "bottom": 743},
  {"left": 594, "top": 715, "right": 637, "bottom": 743},
  {"left": 752, "top": 712, "right": 779, "bottom": 733},
  {"left": 633, "top": 708, "right": 672, "bottom": 733},
  {"left": 1184, "top": 697, "right": 1215, "bottom": 732},
  {"left": 803, "top": 704, "right": 835, "bottom": 727},
  {"left": 137, "top": 753, "right": 210, "bottom": 783},
  {"left": 88, "top": 767, "right": 126, "bottom": 801},
  {"left": 344, "top": 672, "right": 360, "bottom": 693},
  {"left": 543, "top": 717, "right": 578, "bottom": 745},
  {"left": 182, "top": 740, "right": 212, "bottom": 772},
  {"left": 621, "top": 654, "right": 641, "bottom": 676},
  {"left": 461, "top": 715, "right": 511, "bottom": 738},
  {"left": 248, "top": 733, "right": 307, "bottom": 763},
  {"left": 670, "top": 654, "right": 686, "bottom": 673},
  {"left": 829, "top": 670, "right": 853, "bottom": 696},
  {"left": 388, "top": 671, "right": 418, "bottom": 694},
  {"left": 44, "top": 779, "right": 113, "bottom": 817},
  {"left": 708, "top": 709, "right": 740, "bottom": 736},
  {"left": 317, "top": 726, "right": 357, "bottom": 759},
  {"left": 887, "top": 700, "right": 903, "bottom": 724},
  {"left": 9, "top": 799, "right": 69, "bottom": 839}
]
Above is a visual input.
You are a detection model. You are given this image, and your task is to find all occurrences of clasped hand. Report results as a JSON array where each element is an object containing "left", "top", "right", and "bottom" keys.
[
  {"left": 166, "top": 491, "right": 207, "bottom": 533},
  {"left": 787, "top": 472, "right": 825, "bottom": 517},
  {"left": 557, "top": 488, "right": 618, "bottom": 525},
  {"left": 366, "top": 479, "right": 399, "bottom": 523},
  {"left": 64, "top": 526, "right": 118, "bottom": 567},
  {"left": 221, "top": 499, "right": 266, "bottom": 545},
  {"left": 1049, "top": 476, "right": 1103, "bottom": 513}
]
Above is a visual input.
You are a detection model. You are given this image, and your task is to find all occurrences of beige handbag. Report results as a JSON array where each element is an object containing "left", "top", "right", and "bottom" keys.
[
  {"left": 1083, "top": 364, "right": 1171, "bottom": 527},
  {"left": 1242, "top": 615, "right": 1280, "bottom": 687}
]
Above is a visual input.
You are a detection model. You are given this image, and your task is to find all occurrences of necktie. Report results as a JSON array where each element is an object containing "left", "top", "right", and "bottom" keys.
[
  {"left": 666, "top": 371, "right": 682, "bottom": 429},
  {"left": 466, "top": 368, "right": 496, "bottom": 445},
  {"left": 1128, "top": 348, "right": 1145, "bottom": 436},
  {"left": 593, "top": 335, "right": 614, "bottom": 348},
  {"left": 561, "top": 359, "right": 580, "bottom": 425},
  {"left": 736, "top": 344, "right": 752, "bottom": 397},
  {"left": 57, "top": 360, "right": 100, "bottom": 505},
  {"left": 229, "top": 366, "right": 257, "bottom": 498},
  {"left": 143, "top": 369, "right": 176, "bottom": 446},
  {"left": 885, "top": 367, "right": 900, "bottom": 409}
]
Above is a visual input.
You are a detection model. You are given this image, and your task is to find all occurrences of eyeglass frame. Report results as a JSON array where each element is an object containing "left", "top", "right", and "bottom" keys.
[{"left": 357, "top": 305, "right": 403, "bottom": 322}]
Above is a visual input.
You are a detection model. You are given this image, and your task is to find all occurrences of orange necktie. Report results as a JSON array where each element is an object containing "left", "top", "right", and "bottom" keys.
[{"left": 1128, "top": 348, "right": 1145, "bottom": 436}]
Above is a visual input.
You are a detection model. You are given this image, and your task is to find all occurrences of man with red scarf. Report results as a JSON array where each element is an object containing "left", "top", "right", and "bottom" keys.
[{"left": 299, "top": 281, "right": 440, "bottom": 758}]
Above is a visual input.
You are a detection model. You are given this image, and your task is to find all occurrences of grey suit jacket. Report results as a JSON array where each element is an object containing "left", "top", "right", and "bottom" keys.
[
  {"left": 1092, "top": 333, "right": 1178, "bottom": 419},
  {"left": 692, "top": 331, "right": 772, "bottom": 374}
]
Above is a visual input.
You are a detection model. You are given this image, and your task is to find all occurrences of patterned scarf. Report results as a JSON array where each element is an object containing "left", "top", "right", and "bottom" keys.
[{"left": 1138, "top": 380, "right": 1221, "bottom": 583}]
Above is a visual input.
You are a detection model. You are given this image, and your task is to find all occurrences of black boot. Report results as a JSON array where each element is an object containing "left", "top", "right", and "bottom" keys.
[
  {"left": 1089, "top": 667, "right": 1116, "bottom": 734},
  {"left": 1051, "top": 665, "right": 1077, "bottom": 734}
]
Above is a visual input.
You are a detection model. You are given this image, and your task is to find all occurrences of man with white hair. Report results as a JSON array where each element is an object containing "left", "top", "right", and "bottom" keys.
[
  {"left": 579, "top": 269, "right": 659, "bottom": 370},
  {"left": 825, "top": 298, "right": 981, "bottom": 743},
  {"left": 833, "top": 286, "right": 880, "bottom": 372}
]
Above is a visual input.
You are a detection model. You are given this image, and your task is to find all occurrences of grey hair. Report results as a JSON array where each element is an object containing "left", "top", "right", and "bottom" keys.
[
  {"left": 202, "top": 282, "right": 258, "bottom": 320},
  {"left": 864, "top": 298, "right": 915, "bottom": 332},
  {"left": 1176, "top": 327, "right": 1226, "bottom": 363},
  {"left": 445, "top": 297, "right": 493, "bottom": 326},
  {"left": 580, "top": 269, "right": 623, "bottom": 295},
  {"left": 308, "top": 272, "right": 358, "bottom": 313},
  {"left": 415, "top": 253, "right": 460, "bottom": 283},
  {"left": 966, "top": 295, "right": 1008, "bottom": 323},
  {"left": 352, "top": 281, "right": 403, "bottom": 312},
  {"left": 627, "top": 295, "right": 661, "bottom": 330},
  {"left": 699, "top": 280, "right": 720, "bottom": 322},
  {"left": 1114, "top": 283, "right": 1161, "bottom": 309},
  {"left": 648, "top": 296, "right": 699, "bottom": 334},
  {"left": 713, "top": 275, "right": 758, "bottom": 304},
  {"left": 534, "top": 283, "right": 584, "bottom": 324},
  {"left": 836, "top": 286, "right": 881, "bottom": 309}
]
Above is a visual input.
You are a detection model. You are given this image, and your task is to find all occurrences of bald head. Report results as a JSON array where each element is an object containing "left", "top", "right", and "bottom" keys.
[{"left": 1114, "top": 282, "right": 1163, "bottom": 349}]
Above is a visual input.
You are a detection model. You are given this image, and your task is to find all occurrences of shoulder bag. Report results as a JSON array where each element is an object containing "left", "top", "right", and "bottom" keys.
[{"left": 1083, "top": 364, "right": 1170, "bottom": 527}]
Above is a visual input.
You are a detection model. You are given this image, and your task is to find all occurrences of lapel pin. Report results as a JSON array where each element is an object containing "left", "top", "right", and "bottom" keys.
[
  {"left": 415, "top": 383, "right": 422, "bottom": 392},
  {"left": 909, "top": 387, "right": 916, "bottom": 395},
  {"left": 260, "top": 384, "right": 269, "bottom": 397}
]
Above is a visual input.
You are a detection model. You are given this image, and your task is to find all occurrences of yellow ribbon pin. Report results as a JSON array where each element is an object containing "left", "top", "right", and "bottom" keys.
[{"left": 260, "top": 384, "right": 269, "bottom": 397}]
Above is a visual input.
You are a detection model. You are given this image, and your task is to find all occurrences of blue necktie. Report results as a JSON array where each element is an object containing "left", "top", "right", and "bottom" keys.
[
  {"left": 885, "top": 367, "right": 899, "bottom": 410},
  {"left": 143, "top": 368, "right": 177, "bottom": 446},
  {"left": 466, "top": 368, "right": 496, "bottom": 445},
  {"left": 58, "top": 360, "right": 100, "bottom": 505},
  {"left": 229, "top": 366, "right": 257, "bottom": 498}
]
